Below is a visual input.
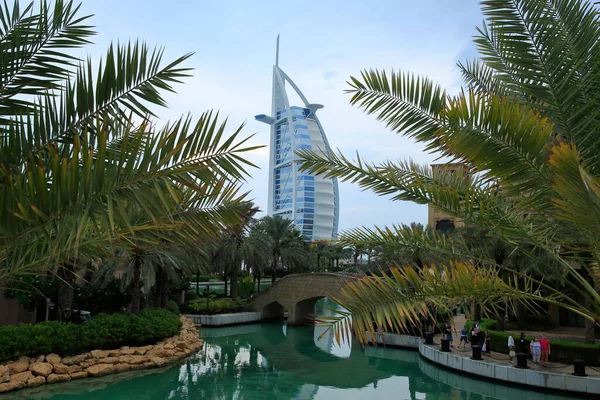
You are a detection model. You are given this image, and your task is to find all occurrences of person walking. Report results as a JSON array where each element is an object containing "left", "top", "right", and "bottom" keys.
[
  {"left": 508, "top": 334, "right": 516, "bottom": 363},
  {"left": 530, "top": 338, "right": 541, "bottom": 364},
  {"left": 539, "top": 334, "right": 551, "bottom": 364},
  {"left": 445, "top": 322, "right": 454, "bottom": 348},
  {"left": 484, "top": 331, "right": 491, "bottom": 354},
  {"left": 459, "top": 326, "right": 468, "bottom": 349}
]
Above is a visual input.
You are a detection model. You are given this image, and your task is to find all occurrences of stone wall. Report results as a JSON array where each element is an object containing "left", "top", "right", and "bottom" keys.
[{"left": 0, "top": 316, "right": 203, "bottom": 395}]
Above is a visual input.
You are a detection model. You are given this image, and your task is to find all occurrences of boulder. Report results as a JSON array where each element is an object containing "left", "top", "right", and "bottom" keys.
[
  {"left": 0, "top": 365, "right": 9, "bottom": 383},
  {"left": 45, "top": 353, "right": 61, "bottom": 365},
  {"left": 148, "top": 357, "right": 168, "bottom": 367},
  {"left": 86, "top": 364, "right": 115, "bottom": 377},
  {"left": 31, "top": 355, "right": 45, "bottom": 364},
  {"left": 79, "top": 359, "right": 97, "bottom": 368},
  {"left": 61, "top": 353, "right": 90, "bottom": 366},
  {"left": 10, "top": 371, "right": 33, "bottom": 385},
  {"left": 133, "top": 346, "right": 152, "bottom": 355},
  {"left": 30, "top": 362, "right": 53, "bottom": 377},
  {"left": 163, "top": 344, "right": 175, "bottom": 350},
  {"left": 27, "top": 376, "right": 46, "bottom": 387},
  {"left": 47, "top": 373, "right": 71, "bottom": 384},
  {"left": 90, "top": 350, "right": 110, "bottom": 359},
  {"left": 119, "top": 348, "right": 136, "bottom": 355},
  {"left": 67, "top": 365, "right": 82, "bottom": 374},
  {"left": 119, "top": 355, "right": 147, "bottom": 365},
  {"left": 0, "top": 381, "right": 19, "bottom": 393},
  {"left": 7, "top": 357, "right": 30, "bottom": 374},
  {"left": 146, "top": 348, "right": 175, "bottom": 358},
  {"left": 53, "top": 363, "right": 69, "bottom": 375},
  {"left": 113, "top": 363, "right": 131, "bottom": 373},
  {"left": 102, "top": 357, "right": 119, "bottom": 364},
  {"left": 69, "top": 371, "right": 89, "bottom": 380}
]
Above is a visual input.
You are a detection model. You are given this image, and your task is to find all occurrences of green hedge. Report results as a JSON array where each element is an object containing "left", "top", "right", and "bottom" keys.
[
  {"left": 185, "top": 298, "right": 245, "bottom": 315},
  {"left": 0, "top": 309, "right": 181, "bottom": 362},
  {"left": 464, "top": 319, "right": 600, "bottom": 366}
]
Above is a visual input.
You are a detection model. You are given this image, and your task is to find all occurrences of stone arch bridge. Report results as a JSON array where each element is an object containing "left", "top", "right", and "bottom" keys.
[{"left": 250, "top": 273, "right": 359, "bottom": 325}]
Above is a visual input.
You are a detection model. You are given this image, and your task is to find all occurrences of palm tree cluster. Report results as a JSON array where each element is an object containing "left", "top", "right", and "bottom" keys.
[
  {"left": 300, "top": 0, "right": 600, "bottom": 343},
  {"left": 0, "top": 1, "right": 260, "bottom": 318}
]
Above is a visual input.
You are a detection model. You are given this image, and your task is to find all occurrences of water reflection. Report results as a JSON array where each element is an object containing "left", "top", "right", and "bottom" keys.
[{"left": 11, "top": 299, "right": 575, "bottom": 400}]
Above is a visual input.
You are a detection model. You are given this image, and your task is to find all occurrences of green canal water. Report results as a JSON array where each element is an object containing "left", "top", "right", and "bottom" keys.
[{"left": 9, "top": 300, "right": 575, "bottom": 400}]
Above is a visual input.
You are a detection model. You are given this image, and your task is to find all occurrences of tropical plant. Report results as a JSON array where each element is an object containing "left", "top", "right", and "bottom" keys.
[
  {"left": 210, "top": 202, "right": 268, "bottom": 300},
  {"left": 0, "top": 0, "right": 260, "bottom": 295},
  {"left": 253, "top": 216, "right": 310, "bottom": 282},
  {"left": 299, "top": 0, "right": 600, "bottom": 343}
]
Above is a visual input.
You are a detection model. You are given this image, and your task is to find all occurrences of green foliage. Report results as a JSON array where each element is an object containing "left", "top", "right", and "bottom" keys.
[
  {"left": 185, "top": 298, "right": 245, "bottom": 315},
  {"left": 0, "top": 309, "right": 181, "bottom": 362},
  {"left": 237, "top": 276, "right": 255, "bottom": 299},
  {"left": 166, "top": 300, "right": 180, "bottom": 314}
]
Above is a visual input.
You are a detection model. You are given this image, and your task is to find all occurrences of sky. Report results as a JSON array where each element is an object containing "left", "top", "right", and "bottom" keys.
[{"left": 78, "top": 0, "right": 484, "bottom": 233}]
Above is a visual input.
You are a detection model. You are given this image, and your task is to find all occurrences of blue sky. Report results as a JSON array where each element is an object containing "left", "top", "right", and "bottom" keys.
[{"left": 79, "top": 0, "right": 483, "bottom": 232}]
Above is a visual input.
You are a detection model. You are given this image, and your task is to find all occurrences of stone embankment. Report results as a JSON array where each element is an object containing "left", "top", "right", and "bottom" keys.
[{"left": 0, "top": 316, "right": 202, "bottom": 395}]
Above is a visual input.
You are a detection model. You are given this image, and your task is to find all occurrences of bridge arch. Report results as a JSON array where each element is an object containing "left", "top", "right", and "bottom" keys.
[{"left": 250, "top": 273, "right": 357, "bottom": 325}]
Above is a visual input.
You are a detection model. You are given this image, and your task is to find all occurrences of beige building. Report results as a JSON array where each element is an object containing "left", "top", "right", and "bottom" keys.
[{"left": 427, "top": 163, "right": 470, "bottom": 233}]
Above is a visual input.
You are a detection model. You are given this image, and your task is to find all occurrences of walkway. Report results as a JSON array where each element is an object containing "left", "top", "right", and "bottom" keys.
[{"left": 448, "top": 314, "right": 600, "bottom": 377}]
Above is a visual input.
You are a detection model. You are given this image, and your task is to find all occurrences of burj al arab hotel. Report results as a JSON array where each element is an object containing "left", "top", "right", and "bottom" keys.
[{"left": 255, "top": 36, "right": 339, "bottom": 241}]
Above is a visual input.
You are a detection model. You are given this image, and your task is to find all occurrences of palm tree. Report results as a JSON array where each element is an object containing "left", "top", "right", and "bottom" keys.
[
  {"left": 210, "top": 202, "right": 268, "bottom": 301},
  {"left": 253, "top": 216, "right": 310, "bottom": 283},
  {"left": 0, "top": 1, "right": 260, "bottom": 289},
  {"left": 299, "top": 0, "right": 600, "bottom": 344}
]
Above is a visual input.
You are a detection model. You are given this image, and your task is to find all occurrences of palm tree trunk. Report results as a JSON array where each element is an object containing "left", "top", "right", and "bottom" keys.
[
  {"left": 257, "top": 276, "right": 261, "bottom": 293},
  {"left": 57, "top": 262, "right": 75, "bottom": 321},
  {"left": 231, "top": 264, "right": 239, "bottom": 301},
  {"left": 271, "top": 255, "right": 278, "bottom": 284},
  {"left": 156, "top": 267, "right": 169, "bottom": 308},
  {"left": 473, "top": 302, "right": 481, "bottom": 322},
  {"left": 223, "top": 277, "right": 228, "bottom": 297},
  {"left": 130, "top": 258, "right": 142, "bottom": 315}
]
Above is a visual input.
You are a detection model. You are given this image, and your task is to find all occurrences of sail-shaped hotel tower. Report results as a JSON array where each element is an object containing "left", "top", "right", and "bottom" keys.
[{"left": 255, "top": 36, "right": 339, "bottom": 241}]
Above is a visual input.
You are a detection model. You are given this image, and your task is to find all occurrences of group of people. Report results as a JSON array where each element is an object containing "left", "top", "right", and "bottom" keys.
[
  {"left": 509, "top": 332, "right": 552, "bottom": 364},
  {"left": 444, "top": 322, "right": 552, "bottom": 365}
]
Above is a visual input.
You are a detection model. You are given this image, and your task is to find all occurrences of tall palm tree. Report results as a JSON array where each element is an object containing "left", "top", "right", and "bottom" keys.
[
  {"left": 0, "top": 1, "right": 260, "bottom": 287},
  {"left": 299, "top": 0, "right": 600, "bottom": 344},
  {"left": 211, "top": 202, "right": 268, "bottom": 301},
  {"left": 253, "top": 216, "right": 310, "bottom": 283}
]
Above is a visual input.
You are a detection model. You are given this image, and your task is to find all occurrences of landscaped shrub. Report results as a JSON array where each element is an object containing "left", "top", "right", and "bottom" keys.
[
  {"left": 464, "top": 319, "right": 600, "bottom": 366},
  {"left": 185, "top": 298, "right": 245, "bottom": 315},
  {"left": 167, "top": 299, "right": 180, "bottom": 314},
  {"left": 237, "top": 276, "right": 256, "bottom": 299},
  {"left": 0, "top": 309, "right": 181, "bottom": 362}
]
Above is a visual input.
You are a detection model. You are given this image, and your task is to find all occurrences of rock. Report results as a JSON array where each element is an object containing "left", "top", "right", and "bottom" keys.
[
  {"left": 10, "top": 371, "right": 33, "bottom": 385},
  {"left": 61, "top": 353, "right": 90, "bottom": 366},
  {"left": 146, "top": 348, "right": 175, "bottom": 358},
  {"left": 113, "top": 363, "right": 131, "bottom": 373},
  {"left": 53, "top": 363, "right": 69, "bottom": 374},
  {"left": 119, "top": 348, "right": 135, "bottom": 355},
  {"left": 7, "top": 357, "right": 30, "bottom": 374},
  {"left": 133, "top": 346, "right": 152, "bottom": 355},
  {"left": 27, "top": 376, "right": 46, "bottom": 387},
  {"left": 118, "top": 355, "right": 147, "bottom": 365},
  {"left": 30, "top": 362, "right": 53, "bottom": 377},
  {"left": 148, "top": 357, "right": 168, "bottom": 367},
  {"left": 108, "top": 350, "right": 121, "bottom": 357},
  {"left": 31, "top": 355, "right": 45, "bottom": 364},
  {"left": 47, "top": 373, "right": 71, "bottom": 384},
  {"left": 90, "top": 350, "right": 110, "bottom": 359},
  {"left": 102, "top": 357, "right": 119, "bottom": 364},
  {"left": 67, "top": 365, "right": 82, "bottom": 374},
  {"left": 79, "top": 359, "right": 97, "bottom": 368},
  {"left": 45, "top": 353, "right": 61, "bottom": 365},
  {"left": 69, "top": 371, "right": 88, "bottom": 380},
  {"left": 86, "top": 364, "right": 115, "bottom": 377},
  {"left": 163, "top": 344, "right": 175, "bottom": 350},
  {"left": 0, "top": 381, "right": 19, "bottom": 393},
  {"left": 0, "top": 365, "right": 9, "bottom": 383},
  {"left": 175, "top": 342, "right": 187, "bottom": 350}
]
